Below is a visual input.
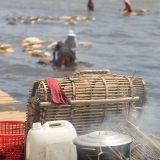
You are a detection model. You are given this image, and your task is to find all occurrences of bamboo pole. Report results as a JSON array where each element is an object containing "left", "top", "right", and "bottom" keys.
[
  {"left": 150, "top": 134, "right": 160, "bottom": 141},
  {"left": 39, "top": 96, "right": 139, "bottom": 106},
  {"left": 40, "top": 105, "right": 145, "bottom": 111},
  {"left": 43, "top": 108, "right": 126, "bottom": 114},
  {"left": 127, "top": 120, "right": 160, "bottom": 152}
]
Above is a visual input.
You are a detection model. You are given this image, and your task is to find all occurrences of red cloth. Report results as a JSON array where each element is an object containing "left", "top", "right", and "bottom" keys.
[{"left": 46, "top": 78, "right": 71, "bottom": 105}]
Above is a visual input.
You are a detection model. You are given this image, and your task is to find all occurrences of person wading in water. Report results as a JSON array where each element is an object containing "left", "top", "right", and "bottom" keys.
[
  {"left": 52, "top": 41, "right": 76, "bottom": 67},
  {"left": 87, "top": 0, "right": 94, "bottom": 11},
  {"left": 123, "top": 0, "right": 132, "bottom": 13},
  {"left": 121, "top": 0, "right": 144, "bottom": 16},
  {"left": 65, "top": 30, "right": 78, "bottom": 59}
]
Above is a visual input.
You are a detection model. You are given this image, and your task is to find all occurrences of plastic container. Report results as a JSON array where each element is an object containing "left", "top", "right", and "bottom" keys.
[
  {"left": 26, "top": 120, "right": 77, "bottom": 160},
  {"left": 0, "top": 120, "right": 25, "bottom": 160}
]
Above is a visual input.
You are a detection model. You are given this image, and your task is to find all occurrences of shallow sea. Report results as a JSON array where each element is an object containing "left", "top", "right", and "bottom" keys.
[{"left": 0, "top": 0, "right": 160, "bottom": 136}]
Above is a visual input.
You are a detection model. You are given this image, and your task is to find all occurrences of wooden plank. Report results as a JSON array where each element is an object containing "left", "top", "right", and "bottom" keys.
[
  {"left": 0, "top": 111, "right": 26, "bottom": 121},
  {"left": 0, "top": 90, "right": 26, "bottom": 120},
  {"left": 0, "top": 90, "right": 22, "bottom": 104}
]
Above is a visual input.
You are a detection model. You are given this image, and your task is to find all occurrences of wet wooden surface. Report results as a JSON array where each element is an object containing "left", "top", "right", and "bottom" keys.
[{"left": 0, "top": 90, "right": 26, "bottom": 121}]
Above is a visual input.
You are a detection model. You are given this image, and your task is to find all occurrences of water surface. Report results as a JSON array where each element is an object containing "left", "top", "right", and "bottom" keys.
[{"left": 0, "top": 0, "right": 160, "bottom": 136}]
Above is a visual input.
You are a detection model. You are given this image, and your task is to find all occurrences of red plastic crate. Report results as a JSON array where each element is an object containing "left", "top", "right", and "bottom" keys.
[{"left": 0, "top": 120, "right": 25, "bottom": 160}]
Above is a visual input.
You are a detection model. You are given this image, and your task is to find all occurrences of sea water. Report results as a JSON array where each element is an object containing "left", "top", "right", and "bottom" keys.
[{"left": 0, "top": 0, "right": 160, "bottom": 136}]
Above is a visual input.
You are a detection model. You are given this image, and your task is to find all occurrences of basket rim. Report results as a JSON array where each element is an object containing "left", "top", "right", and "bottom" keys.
[
  {"left": 0, "top": 120, "right": 26, "bottom": 136},
  {"left": 0, "top": 120, "right": 26, "bottom": 124}
]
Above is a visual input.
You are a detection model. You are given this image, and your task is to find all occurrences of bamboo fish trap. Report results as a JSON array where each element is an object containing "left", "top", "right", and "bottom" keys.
[
  {"left": 103, "top": 121, "right": 160, "bottom": 160},
  {"left": 26, "top": 70, "right": 147, "bottom": 136}
]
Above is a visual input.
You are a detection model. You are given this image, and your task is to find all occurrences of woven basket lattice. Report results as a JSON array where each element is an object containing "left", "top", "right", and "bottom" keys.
[{"left": 26, "top": 70, "right": 147, "bottom": 136}]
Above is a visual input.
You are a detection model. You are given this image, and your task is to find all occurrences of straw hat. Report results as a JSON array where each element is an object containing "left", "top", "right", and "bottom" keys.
[{"left": 67, "top": 30, "right": 76, "bottom": 37}]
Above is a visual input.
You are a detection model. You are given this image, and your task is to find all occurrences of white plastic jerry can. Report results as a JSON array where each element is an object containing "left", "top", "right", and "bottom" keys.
[{"left": 26, "top": 120, "right": 77, "bottom": 160}]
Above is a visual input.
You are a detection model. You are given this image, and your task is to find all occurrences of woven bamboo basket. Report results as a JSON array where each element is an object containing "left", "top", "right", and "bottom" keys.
[
  {"left": 108, "top": 122, "right": 160, "bottom": 159},
  {"left": 26, "top": 70, "right": 147, "bottom": 136}
]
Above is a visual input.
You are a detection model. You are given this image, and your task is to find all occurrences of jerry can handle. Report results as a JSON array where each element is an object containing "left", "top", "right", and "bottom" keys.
[{"left": 43, "top": 120, "right": 74, "bottom": 130}]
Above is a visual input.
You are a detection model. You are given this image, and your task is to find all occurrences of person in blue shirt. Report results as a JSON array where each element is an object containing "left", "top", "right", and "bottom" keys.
[{"left": 65, "top": 30, "right": 78, "bottom": 59}]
